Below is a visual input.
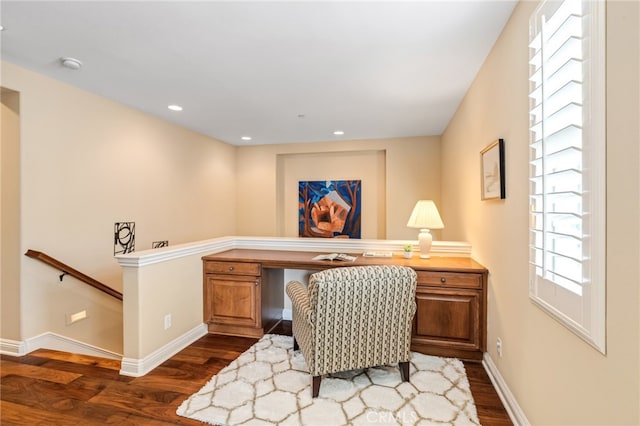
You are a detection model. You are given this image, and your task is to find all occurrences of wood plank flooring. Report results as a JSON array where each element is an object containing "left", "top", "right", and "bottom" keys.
[{"left": 1, "top": 323, "right": 512, "bottom": 425}]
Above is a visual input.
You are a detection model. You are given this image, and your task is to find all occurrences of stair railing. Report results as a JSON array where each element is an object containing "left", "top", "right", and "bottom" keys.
[{"left": 25, "top": 249, "right": 123, "bottom": 300}]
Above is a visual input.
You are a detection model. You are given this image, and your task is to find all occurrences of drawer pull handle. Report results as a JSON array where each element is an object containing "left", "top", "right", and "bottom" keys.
[
  {"left": 255, "top": 281, "right": 259, "bottom": 286},
  {"left": 228, "top": 266, "right": 234, "bottom": 271},
  {"left": 440, "top": 277, "right": 446, "bottom": 283}
]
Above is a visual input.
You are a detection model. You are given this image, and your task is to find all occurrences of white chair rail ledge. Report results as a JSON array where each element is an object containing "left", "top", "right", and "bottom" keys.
[{"left": 114, "top": 235, "right": 471, "bottom": 267}]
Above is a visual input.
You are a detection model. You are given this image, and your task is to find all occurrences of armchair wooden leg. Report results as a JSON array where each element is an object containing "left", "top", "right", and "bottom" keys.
[
  {"left": 293, "top": 337, "right": 299, "bottom": 351},
  {"left": 312, "top": 375, "right": 321, "bottom": 398},
  {"left": 399, "top": 361, "right": 410, "bottom": 382}
]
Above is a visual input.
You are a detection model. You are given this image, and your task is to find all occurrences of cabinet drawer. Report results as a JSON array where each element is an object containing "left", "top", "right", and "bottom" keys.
[
  {"left": 204, "top": 261, "right": 261, "bottom": 276},
  {"left": 416, "top": 271, "right": 482, "bottom": 289}
]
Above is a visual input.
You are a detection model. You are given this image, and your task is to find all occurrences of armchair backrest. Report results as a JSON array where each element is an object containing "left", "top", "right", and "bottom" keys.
[{"left": 306, "top": 265, "right": 417, "bottom": 375}]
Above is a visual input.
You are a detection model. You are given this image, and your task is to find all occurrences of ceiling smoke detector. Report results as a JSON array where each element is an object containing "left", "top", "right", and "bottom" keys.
[{"left": 60, "top": 57, "right": 82, "bottom": 70}]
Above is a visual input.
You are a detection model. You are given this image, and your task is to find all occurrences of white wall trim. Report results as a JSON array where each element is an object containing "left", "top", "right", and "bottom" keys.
[
  {"left": 1, "top": 333, "right": 122, "bottom": 359},
  {"left": 120, "top": 323, "right": 208, "bottom": 377},
  {"left": 282, "top": 308, "right": 292, "bottom": 321},
  {"left": 115, "top": 235, "right": 472, "bottom": 267},
  {"left": 0, "top": 338, "right": 27, "bottom": 356},
  {"left": 115, "top": 237, "right": 235, "bottom": 267},
  {"left": 483, "top": 353, "right": 530, "bottom": 426}
]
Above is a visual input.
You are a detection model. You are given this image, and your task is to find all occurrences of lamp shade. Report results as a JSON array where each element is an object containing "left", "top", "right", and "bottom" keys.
[{"left": 406, "top": 200, "right": 444, "bottom": 230}]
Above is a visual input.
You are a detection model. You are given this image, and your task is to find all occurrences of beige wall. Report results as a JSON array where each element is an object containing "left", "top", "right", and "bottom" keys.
[
  {"left": 122, "top": 252, "right": 204, "bottom": 359},
  {"left": 1, "top": 88, "right": 21, "bottom": 340},
  {"left": 441, "top": 1, "right": 640, "bottom": 424},
  {"left": 236, "top": 136, "right": 442, "bottom": 241},
  {"left": 1, "top": 62, "right": 237, "bottom": 353}
]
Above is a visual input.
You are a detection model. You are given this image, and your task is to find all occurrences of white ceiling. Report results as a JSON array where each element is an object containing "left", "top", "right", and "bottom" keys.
[{"left": 0, "top": 1, "right": 517, "bottom": 146}]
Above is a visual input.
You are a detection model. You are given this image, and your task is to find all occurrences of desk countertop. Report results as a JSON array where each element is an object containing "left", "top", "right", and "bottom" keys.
[{"left": 203, "top": 249, "right": 487, "bottom": 273}]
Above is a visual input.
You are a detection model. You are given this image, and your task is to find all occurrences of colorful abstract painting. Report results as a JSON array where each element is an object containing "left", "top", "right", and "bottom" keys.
[{"left": 298, "top": 180, "right": 361, "bottom": 238}]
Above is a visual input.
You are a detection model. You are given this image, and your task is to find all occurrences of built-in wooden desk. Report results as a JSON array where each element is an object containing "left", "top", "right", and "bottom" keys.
[{"left": 202, "top": 249, "right": 488, "bottom": 360}]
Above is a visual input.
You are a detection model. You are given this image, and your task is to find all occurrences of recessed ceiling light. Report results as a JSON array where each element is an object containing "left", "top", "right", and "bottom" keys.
[
  {"left": 333, "top": 130, "right": 345, "bottom": 136},
  {"left": 168, "top": 105, "right": 183, "bottom": 111},
  {"left": 0, "top": 25, "right": 5, "bottom": 31},
  {"left": 241, "top": 136, "right": 252, "bottom": 141}
]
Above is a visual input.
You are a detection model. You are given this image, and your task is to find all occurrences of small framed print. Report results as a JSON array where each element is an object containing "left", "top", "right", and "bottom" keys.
[
  {"left": 152, "top": 240, "right": 169, "bottom": 249},
  {"left": 114, "top": 221, "right": 135, "bottom": 255},
  {"left": 480, "top": 138, "right": 505, "bottom": 200}
]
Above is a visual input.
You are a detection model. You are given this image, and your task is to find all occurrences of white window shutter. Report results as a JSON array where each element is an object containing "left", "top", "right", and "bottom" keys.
[{"left": 528, "top": 0, "right": 606, "bottom": 353}]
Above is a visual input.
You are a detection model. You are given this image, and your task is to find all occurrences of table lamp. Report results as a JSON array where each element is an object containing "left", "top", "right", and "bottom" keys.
[{"left": 406, "top": 200, "right": 444, "bottom": 259}]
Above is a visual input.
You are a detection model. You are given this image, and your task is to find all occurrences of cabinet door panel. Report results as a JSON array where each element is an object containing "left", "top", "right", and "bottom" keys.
[
  {"left": 414, "top": 289, "right": 480, "bottom": 349},
  {"left": 206, "top": 275, "right": 259, "bottom": 327}
]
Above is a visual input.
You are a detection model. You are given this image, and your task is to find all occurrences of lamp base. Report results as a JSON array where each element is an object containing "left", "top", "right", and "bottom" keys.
[{"left": 417, "top": 229, "right": 433, "bottom": 259}]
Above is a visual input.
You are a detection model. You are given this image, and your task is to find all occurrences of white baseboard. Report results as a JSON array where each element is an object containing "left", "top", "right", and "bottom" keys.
[
  {"left": 1, "top": 333, "right": 121, "bottom": 360},
  {"left": 120, "top": 323, "right": 208, "bottom": 377},
  {"left": 482, "top": 353, "right": 530, "bottom": 426},
  {"left": 0, "top": 338, "right": 27, "bottom": 356},
  {"left": 282, "top": 308, "right": 292, "bottom": 321}
]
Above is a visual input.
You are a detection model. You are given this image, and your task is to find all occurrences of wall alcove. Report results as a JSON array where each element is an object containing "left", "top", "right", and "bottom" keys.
[{"left": 275, "top": 149, "right": 387, "bottom": 239}]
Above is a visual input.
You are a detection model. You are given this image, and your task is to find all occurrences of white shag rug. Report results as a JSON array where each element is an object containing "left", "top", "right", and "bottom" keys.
[{"left": 177, "top": 334, "right": 479, "bottom": 425}]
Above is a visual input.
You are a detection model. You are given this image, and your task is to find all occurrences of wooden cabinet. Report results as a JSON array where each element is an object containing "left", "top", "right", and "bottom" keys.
[
  {"left": 203, "top": 250, "right": 487, "bottom": 360},
  {"left": 203, "top": 259, "right": 283, "bottom": 338},
  {"left": 411, "top": 270, "right": 486, "bottom": 360}
]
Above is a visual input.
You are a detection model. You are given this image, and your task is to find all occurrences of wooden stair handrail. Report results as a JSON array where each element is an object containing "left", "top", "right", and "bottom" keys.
[{"left": 25, "top": 249, "right": 123, "bottom": 301}]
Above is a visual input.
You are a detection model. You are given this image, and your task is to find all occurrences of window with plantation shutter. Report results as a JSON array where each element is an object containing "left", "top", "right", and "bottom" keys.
[{"left": 528, "top": 0, "right": 606, "bottom": 353}]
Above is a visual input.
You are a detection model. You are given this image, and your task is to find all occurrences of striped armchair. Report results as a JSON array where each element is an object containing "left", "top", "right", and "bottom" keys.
[{"left": 286, "top": 265, "right": 417, "bottom": 397}]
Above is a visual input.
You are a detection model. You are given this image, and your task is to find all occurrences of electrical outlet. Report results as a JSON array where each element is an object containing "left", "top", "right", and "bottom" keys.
[
  {"left": 164, "top": 314, "right": 172, "bottom": 330},
  {"left": 496, "top": 337, "right": 503, "bottom": 358}
]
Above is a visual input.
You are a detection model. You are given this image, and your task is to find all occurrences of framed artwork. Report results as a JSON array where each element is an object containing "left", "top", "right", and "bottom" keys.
[
  {"left": 298, "top": 180, "right": 361, "bottom": 238},
  {"left": 114, "top": 221, "right": 135, "bottom": 255},
  {"left": 480, "top": 138, "right": 505, "bottom": 200},
  {"left": 152, "top": 240, "right": 169, "bottom": 249}
]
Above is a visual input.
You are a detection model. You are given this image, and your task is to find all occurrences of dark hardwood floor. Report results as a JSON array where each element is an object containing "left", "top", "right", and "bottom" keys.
[{"left": 1, "top": 322, "right": 512, "bottom": 425}]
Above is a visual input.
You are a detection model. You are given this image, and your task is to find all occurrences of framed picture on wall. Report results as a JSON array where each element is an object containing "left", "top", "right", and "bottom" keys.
[
  {"left": 298, "top": 180, "right": 361, "bottom": 238},
  {"left": 480, "top": 138, "right": 505, "bottom": 200}
]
